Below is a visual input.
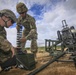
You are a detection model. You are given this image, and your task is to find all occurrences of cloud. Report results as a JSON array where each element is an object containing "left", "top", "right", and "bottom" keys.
[
  {"left": 36, "top": 0, "right": 76, "bottom": 46},
  {"left": 0, "top": 0, "right": 76, "bottom": 47},
  {"left": 64, "top": 0, "right": 76, "bottom": 11},
  {"left": 5, "top": 28, "right": 17, "bottom": 47}
]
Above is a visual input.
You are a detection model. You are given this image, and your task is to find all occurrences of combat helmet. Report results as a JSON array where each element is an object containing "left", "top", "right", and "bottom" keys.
[
  {"left": 0, "top": 9, "right": 17, "bottom": 23},
  {"left": 16, "top": 2, "right": 28, "bottom": 14}
]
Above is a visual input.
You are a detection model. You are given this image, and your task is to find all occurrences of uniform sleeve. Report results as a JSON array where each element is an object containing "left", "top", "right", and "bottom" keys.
[
  {"left": 30, "top": 17, "right": 37, "bottom": 29},
  {"left": 25, "top": 17, "right": 37, "bottom": 39},
  {"left": 16, "top": 17, "right": 22, "bottom": 30},
  {"left": 25, "top": 29, "right": 37, "bottom": 40},
  {"left": 0, "top": 36, "right": 12, "bottom": 52}
]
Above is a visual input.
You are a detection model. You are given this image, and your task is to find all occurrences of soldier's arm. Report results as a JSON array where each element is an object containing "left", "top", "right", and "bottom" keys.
[
  {"left": 10, "top": 46, "right": 15, "bottom": 57},
  {"left": 16, "top": 17, "right": 21, "bottom": 31},
  {"left": 25, "top": 18, "right": 37, "bottom": 39},
  {"left": 0, "top": 36, "right": 15, "bottom": 57},
  {"left": 20, "top": 18, "right": 37, "bottom": 42}
]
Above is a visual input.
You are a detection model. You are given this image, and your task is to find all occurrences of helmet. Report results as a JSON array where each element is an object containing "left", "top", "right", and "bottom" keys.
[
  {"left": 0, "top": 9, "right": 16, "bottom": 23},
  {"left": 16, "top": 2, "right": 28, "bottom": 13}
]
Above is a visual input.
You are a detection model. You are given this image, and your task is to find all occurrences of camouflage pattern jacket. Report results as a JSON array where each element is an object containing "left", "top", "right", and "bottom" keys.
[
  {"left": 0, "top": 26, "right": 6, "bottom": 39},
  {"left": 0, "top": 26, "right": 12, "bottom": 63},
  {"left": 17, "top": 14, "right": 37, "bottom": 39}
]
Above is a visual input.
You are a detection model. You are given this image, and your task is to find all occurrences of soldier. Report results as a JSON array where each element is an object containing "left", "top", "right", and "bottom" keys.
[
  {"left": 16, "top": 2, "right": 38, "bottom": 57},
  {"left": 0, "top": 9, "right": 17, "bottom": 72}
]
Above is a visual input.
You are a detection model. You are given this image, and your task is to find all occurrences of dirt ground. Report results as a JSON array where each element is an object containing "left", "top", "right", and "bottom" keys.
[{"left": 0, "top": 51, "right": 76, "bottom": 75}]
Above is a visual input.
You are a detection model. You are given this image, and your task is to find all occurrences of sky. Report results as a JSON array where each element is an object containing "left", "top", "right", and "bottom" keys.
[{"left": 0, "top": 0, "right": 76, "bottom": 47}]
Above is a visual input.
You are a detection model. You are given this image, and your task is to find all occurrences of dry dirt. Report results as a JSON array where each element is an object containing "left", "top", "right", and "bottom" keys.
[{"left": 0, "top": 51, "right": 76, "bottom": 75}]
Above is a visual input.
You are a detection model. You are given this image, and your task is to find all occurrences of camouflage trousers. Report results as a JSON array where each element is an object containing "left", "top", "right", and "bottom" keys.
[{"left": 21, "top": 29, "right": 38, "bottom": 53}]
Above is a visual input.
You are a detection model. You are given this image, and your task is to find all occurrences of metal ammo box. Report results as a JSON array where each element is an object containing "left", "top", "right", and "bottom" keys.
[{"left": 16, "top": 53, "right": 36, "bottom": 70}]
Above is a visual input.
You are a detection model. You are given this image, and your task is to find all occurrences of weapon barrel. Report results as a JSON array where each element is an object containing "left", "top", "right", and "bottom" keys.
[{"left": 27, "top": 52, "right": 66, "bottom": 75}]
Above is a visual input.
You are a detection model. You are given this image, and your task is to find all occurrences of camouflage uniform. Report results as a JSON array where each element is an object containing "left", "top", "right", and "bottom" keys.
[
  {"left": 0, "top": 26, "right": 12, "bottom": 63},
  {"left": 0, "top": 40, "right": 12, "bottom": 63},
  {"left": 0, "top": 9, "right": 16, "bottom": 63},
  {"left": 16, "top": 2, "right": 38, "bottom": 54},
  {"left": 0, "top": 26, "right": 6, "bottom": 39},
  {"left": 17, "top": 14, "right": 38, "bottom": 53}
]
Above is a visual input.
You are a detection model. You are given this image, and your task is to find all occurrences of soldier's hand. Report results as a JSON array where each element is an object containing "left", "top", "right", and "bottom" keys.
[
  {"left": 20, "top": 38, "right": 26, "bottom": 43},
  {"left": 16, "top": 26, "right": 20, "bottom": 31},
  {"left": 11, "top": 46, "right": 15, "bottom": 57}
]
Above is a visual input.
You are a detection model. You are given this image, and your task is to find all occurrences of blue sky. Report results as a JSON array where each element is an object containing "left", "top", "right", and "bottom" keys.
[{"left": 0, "top": 0, "right": 76, "bottom": 47}]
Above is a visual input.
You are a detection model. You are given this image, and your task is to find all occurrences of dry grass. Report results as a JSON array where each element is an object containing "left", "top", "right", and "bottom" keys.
[
  {"left": 36, "top": 62, "right": 76, "bottom": 75},
  {"left": 1, "top": 49, "right": 76, "bottom": 75}
]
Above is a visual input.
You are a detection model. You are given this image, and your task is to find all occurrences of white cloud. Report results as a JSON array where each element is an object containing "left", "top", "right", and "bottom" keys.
[
  {"left": 0, "top": 0, "right": 76, "bottom": 47},
  {"left": 64, "top": 0, "right": 76, "bottom": 11},
  {"left": 36, "top": 0, "right": 76, "bottom": 46},
  {"left": 5, "top": 28, "right": 17, "bottom": 47}
]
